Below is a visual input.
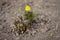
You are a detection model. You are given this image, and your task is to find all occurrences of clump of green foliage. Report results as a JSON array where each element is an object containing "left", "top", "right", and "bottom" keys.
[
  {"left": 24, "top": 12, "right": 35, "bottom": 24},
  {"left": 13, "top": 11, "right": 35, "bottom": 34}
]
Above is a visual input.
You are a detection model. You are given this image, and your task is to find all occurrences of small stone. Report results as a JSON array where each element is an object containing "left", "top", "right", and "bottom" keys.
[
  {"left": 21, "top": 31, "right": 24, "bottom": 33},
  {"left": 16, "top": 32, "right": 19, "bottom": 36},
  {"left": 0, "top": 25, "right": 2, "bottom": 29},
  {"left": 41, "top": 22, "right": 44, "bottom": 26},
  {"left": 12, "top": 28, "right": 14, "bottom": 32},
  {"left": 31, "top": 30, "right": 36, "bottom": 36},
  {"left": 40, "top": 15, "right": 45, "bottom": 19},
  {"left": 20, "top": 24, "right": 23, "bottom": 27},
  {"left": 16, "top": 37, "right": 20, "bottom": 40},
  {"left": 4, "top": 39, "right": 7, "bottom": 40},
  {"left": 26, "top": 31, "right": 29, "bottom": 34},
  {"left": 41, "top": 18, "right": 49, "bottom": 24},
  {"left": 40, "top": 28, "right": 47, "bottom": 33}
]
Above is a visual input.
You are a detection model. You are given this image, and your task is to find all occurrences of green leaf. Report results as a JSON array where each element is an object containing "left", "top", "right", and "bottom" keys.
[{"left": 24, "top": 12, "right": 35, "bottom": 21}]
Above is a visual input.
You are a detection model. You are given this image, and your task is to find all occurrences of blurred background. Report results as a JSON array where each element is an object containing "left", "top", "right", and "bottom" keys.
[{"left": 0, "top": 0, "right": 60, "bottom": 40}]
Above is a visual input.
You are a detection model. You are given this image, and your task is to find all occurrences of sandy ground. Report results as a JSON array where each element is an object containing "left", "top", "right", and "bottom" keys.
[{"left": 0, "top": 0, "right": 60, "bottom": 40}]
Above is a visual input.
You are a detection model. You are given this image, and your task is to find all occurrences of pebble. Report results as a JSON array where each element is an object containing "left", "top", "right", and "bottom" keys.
[
  {"left": 19, "top": 24, "right": 23, "bottom": 27},
  {"left": 26, "top": 29, "right": 30, "bottom": 34},
  {"left": 40, "top": 28, "right": 48, "bottom": 33},
  {"left": 16, "top": 37, "right": 20, "bottom": 40},
  {"left": 40, "top": 22, "right": 44, "bottom": 26},
  {"left": 0, "top": 25, "right": 2, "bottom": 29},
  {"left": 31, "top": 30, "right": 36, "bottom": 36},
  {"left": 40, "top": 15, "right": 45, "bottom": 19},
  {"left": 4, "top": 39, "right": 7, "bottom": 40},
  {"left": 15, "top": 32, "right": 19, "bottom": 36}
]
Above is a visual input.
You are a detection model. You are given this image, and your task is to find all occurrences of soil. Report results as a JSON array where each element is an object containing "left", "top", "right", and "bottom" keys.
[{"left": 0, "top": 0, "right": 60, "bottom": 40}]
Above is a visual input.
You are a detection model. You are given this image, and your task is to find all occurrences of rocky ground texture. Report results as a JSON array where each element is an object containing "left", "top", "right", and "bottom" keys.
[{"left": 0, "top": 0, "right": 60, "bottom": 40}]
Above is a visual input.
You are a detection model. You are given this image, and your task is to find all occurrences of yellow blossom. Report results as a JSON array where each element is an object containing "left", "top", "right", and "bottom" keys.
[{"left": 25, "top": 5, "right": 31, "bottom": 12}]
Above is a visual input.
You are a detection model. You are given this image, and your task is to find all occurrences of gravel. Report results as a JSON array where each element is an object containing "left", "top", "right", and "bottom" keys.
[{"left": 0, "top": 0, "right": 60, "bottom": 40}]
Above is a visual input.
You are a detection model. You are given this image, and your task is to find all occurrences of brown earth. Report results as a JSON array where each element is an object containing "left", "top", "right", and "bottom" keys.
[{"left": 0, "top": 0, "right": 60, "bottom": 40}]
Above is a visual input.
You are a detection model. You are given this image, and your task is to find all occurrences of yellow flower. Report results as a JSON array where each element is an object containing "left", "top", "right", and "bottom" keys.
[{"left": 25, "top": 5, "right": 31, "bottom": 12}]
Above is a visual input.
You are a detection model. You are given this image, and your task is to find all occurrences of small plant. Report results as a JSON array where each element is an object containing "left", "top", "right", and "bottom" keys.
[
  {"left": 24, "top": 12, "right": 35, "bottom": 24},
  {"left": 14, "top": 16, "right": 28, "bottom": 34},
  {"left": 24, "top": 5, "right": 35, "bottom": 23},
  {"left": 13, "top": 5, "right": 35, "bottom": 34}
]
